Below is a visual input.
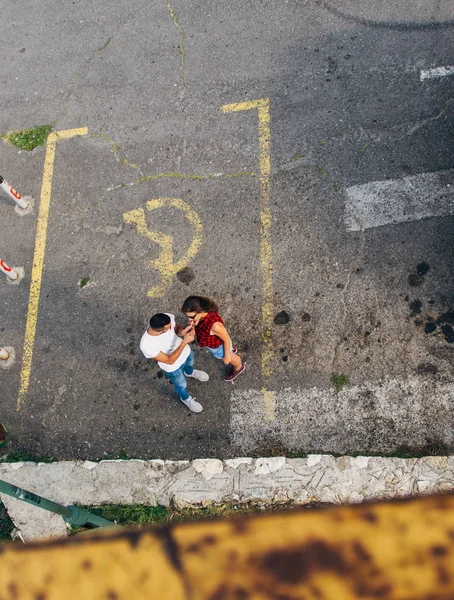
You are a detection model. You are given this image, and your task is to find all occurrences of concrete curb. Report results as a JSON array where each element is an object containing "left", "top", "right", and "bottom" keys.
[{"left": 1, "top": 455, "right": 453, "bottom": 541}]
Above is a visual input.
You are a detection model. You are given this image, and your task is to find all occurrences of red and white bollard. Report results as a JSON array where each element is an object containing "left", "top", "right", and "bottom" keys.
[
  {"left": 0, "top": 258, "right": 18, "bottom": 281},
  {"left": 0, "top": 175, "right": 28, "bottom": 209},
  {"left": 0, "top": 348, "right": 10, "bottom": 361}
]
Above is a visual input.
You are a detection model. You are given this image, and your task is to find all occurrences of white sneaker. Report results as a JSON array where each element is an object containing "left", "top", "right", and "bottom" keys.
[
  {"left": 181, "top": 396, "right": 203, "bottom": 413},
  {"left": 186, "top": 369, "right": 209, "bottom": 382}
]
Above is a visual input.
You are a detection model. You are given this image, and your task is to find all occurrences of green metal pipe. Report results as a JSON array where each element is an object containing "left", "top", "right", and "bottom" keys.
[{"left": 0, "top": 479, "right": 118, "bottom": 528}]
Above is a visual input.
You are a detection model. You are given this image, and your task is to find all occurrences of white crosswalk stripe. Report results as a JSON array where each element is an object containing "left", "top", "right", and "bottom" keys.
[
  {"left": 344, "top": 169, "right": 454, "bottom": 231},
  {"left": 420, "top": 66, "right": 454, "bottom": 81}
]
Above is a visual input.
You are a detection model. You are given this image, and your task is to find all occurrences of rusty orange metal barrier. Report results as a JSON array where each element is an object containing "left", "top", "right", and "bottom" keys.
[{"left": 0, "top": 494, "right": 453, "bottom": 599}]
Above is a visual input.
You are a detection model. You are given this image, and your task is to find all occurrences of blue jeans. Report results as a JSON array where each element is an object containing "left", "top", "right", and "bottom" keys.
[{"left": 163, "top": 350, "right": 194, "bottom": 401}]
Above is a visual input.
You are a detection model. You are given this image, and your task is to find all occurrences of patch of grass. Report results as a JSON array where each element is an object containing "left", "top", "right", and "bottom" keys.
[
  {"left": 119, "top": 157, "right": 140, "bottom": 168},
  {"left": 1, "top": 447, "right": 134, "bottom": 465},
  {"left": 90, "top": 132, "right": 118, "bottom": 153},
  {"left": 79, "top": 277, "right": 90, "bottom": 289},
  {"left": 388, "top": 441, "right": 452, "bottom": 459},
  {"left": 332, "top": 181, "right": 340, "bottom": 192},
  {"left": 137, "top": 172, "right": 186, "bottom": 183},
  {"left": 2, "top": 125, "right": 52, "bottom": 151},
  {"left": 85, "top": 505, "right": 167, "bottom": 527},
  {"left": 316, "top": 164, "right": 328, "bottom": 176},
  {"left": 186, "top": 174, "right": 206, "bottom": 180},
  {"left": 101, "top": 448, "right": 132, "bottom": 460},
  {"left": 225, "top": 171, "right": 255, "bottom": 179},
  {"left": 253, "top": 444, "right": 454, "bottom": 459},
  {"left": 290, "top": 153, "right": 304, "bottom": 161},
  {"left": 1, "top": 449, "right": 54, "bottom": 463},
  {"left": 0, "top": 502, "right": 15, "bottom": 543},
  {"left": 115, "top": 448, "right": 130, "bottom": 460},
  {"left": 71, "top": 501, "right": 295, "bottom": 532},
  {"left": 359, "top": 145, "right": 367, "bottom": 154},
  {"left": 137, "top": 171, "right": 255, "bottom": 184},
  {"left": 285, "top": 450, "right": 310, "bottom": 459},
  {"left": 98, "top": 37, "right": 112, "bottom": 51},
  {"left": 331, "top": 372, "right": 350, "bottom": 394}
]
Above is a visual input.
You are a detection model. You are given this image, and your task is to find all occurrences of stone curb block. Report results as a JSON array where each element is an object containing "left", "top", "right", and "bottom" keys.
[{"left": 1, "top": 454, "right": 453, "bottom": 541}]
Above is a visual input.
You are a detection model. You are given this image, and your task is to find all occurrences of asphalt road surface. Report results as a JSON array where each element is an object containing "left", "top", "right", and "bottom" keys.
[{"left": 1, "top": 0, "right": 453, "bottom": 459}]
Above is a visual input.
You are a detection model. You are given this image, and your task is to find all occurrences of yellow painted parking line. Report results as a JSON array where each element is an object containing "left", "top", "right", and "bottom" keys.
[
  {"left": 221, "top": 99, "right": 275, "bottom": 421},
  {"left": 123, "top": 197, "right": 203, "bottom": 298},
  {"left": 17, "top": 128, "right": 88, "bottom": 410}
]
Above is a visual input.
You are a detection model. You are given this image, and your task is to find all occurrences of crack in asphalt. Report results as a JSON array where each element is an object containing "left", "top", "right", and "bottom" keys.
[
  {"left": 167, "top": 0, "right": 185, "bottom": 83},
  {"left": 96, "top": 170, "right": 256, "bottom": 203},
  {"left": 405, "top": 97, "right": 454, "bottom": 137},
  {"left": 53, "top": 35, "right": 119, "bottom": 128},
  {"left": 90, "top": 127, "right": 257, "bottom": 201},
  {"left": 90, "top": 133, "right": 144, "bottom": 175},
  {"left": 331, "top": 223, "right": 365, "bottom": 372},
  {"left": 281, "top": 98, "right": 453, "bottom": 172},
  {"left": 166, "top": 0, "right": 189, "bottom": 171}
]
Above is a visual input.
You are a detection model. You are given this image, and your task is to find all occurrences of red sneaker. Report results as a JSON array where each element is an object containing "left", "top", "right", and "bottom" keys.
[{"left": 223, "top": 363, "right": 245, "bottom": 382}]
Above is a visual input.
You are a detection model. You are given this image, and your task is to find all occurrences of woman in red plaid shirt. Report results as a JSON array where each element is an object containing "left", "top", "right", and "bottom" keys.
[{"left": 181, "top": 296, "right": 245, "bottom": 382}]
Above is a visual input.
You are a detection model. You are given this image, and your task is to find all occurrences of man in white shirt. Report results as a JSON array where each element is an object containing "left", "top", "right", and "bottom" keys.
[{"left": 140, "top": 313, "right": 209, "bottom": 412}]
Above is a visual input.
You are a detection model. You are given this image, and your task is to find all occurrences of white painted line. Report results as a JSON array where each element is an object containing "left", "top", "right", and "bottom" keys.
[
  {"left": 420, "top": 66, "right": 454, "bottom": 81},
  {"left": 344, "top": 169, "right": 454, "bottom": 231}
]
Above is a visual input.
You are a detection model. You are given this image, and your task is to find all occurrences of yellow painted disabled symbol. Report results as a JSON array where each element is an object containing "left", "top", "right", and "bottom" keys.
[{"left": 123, "top": 198, "right": 202, "bottom": 298}]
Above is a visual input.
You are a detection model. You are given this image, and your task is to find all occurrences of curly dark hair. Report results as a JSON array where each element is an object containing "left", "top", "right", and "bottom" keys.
[{"left": 181, "top": 296, "right": 219, "bottom": 314}]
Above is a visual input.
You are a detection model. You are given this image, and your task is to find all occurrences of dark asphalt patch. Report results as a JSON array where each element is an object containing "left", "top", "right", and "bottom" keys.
[
  {"left": 274, "top": 311, "right": 290, "bottom": 325},
  {"left": 176, "top": 267, "right": 195, "bottom": 285}
]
